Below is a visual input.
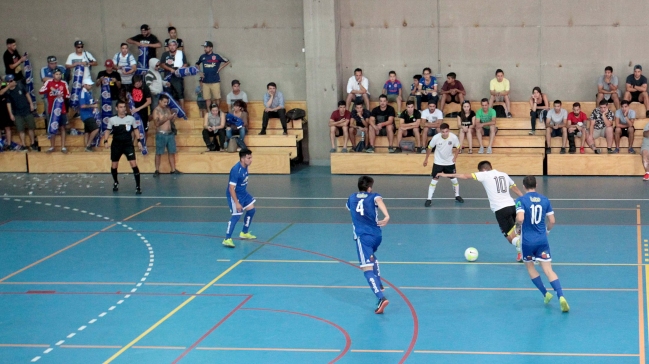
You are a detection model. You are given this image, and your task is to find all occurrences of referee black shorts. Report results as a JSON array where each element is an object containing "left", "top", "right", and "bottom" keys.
[
  {"left": 111, "top": 140, "right": 136, "bottom": 162},
  {"left": 431, "top": 164, "right": 456, "bottom": 179},
  {"left": 495, "top": 205, "right": 517, "bottom": 237}
]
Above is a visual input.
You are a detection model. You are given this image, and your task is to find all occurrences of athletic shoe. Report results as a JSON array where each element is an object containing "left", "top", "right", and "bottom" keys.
[
  {"left": 222, "top": 238, "right": 235, "bottom": 248},
  {"left": 375, "top": 297, "right": 389, "bottom": 314},
  {"left": 330, "top": 148, "right": 336, "bottom": 153},
  {"left": 341, "top": 148, "right": 348, "bottom": 153},
  {"left": 61, "top": 147, "right": 68, "bottom": 154},
  {"left": 258, "top": 130, "right": 267, "bottom": 135},
  {"left": 545, "top": 147, "right": 551, "bottom": 154},
  {"left": 478, "top": 146, "right": 484, "bottom": 154},
  {"left": 516, "top": 252, "right": 522, "bottom": 262},
  {"left": 607, "top": 148, "right": 614, "bottom": 154},
  {"left": 614, "top": 148, "right": 619, "bottom": 153},
  {"left": 644, "top": 173, "right": 649, "bottom": 181},
  {"left": 283, "top": 131, "right": 288, "bottom": 136},
  {"left": 388, "top": 147, "right": 395, "bottom": 153},
  {"left": 559, "top": 296, "right": 570, "bottom": 312},
  {"left": 455, "top": 196, "right": 464, "bottom": 203},
  {"left": 646, "top": 110, "right": 649, "bottom": 118},
  {"left": 528, "top": 130, "right": 535, "bottom": 135},
  {"left": 424, "top": 199, "right": 432, "bottom": 207},
  {"left": 85, "top": 146, "right": 93, "bottom": 152},
  {"left": 568, "top": 146, "right": 576, "bottom": 154},
  {"left": 380, "top": 284, "right": 385, "bottom": 291},
  {"left": 507, "top": 112, "right": 512, "bottom": 118},
  {"left": 629, "top": 148, "right": 636, "bottom": 154},
  {"left": 365, "top": 147, "right": 375, "bottom": 153},
  {"left": 420, "top": 148, "right": 426, "bottom": 154},
  {"left": 594, "top": 149, "right": 602, "bottom": 154},
  {"left": 458, "top": 148, "right": 463, "bottom": 154},
  {"left": 580, "top": 147, "right": 585, "bottom": 154},
  {"left": 239, "top": 232, "right": 257, "bottom": 239},
  {"left": 136, "top": 187, "right": 142, "bottom": 195},
  {"left": 46, "top": 147, "right": 54, "bottom": 153},
  {"left": 113, "top": 183, "right": 119, "bottom": 192},
  {"left": 544, "top": 292, "right": 553, "bottom": 304},
  {"left": 487, "top": 147, "right": 492, "bottom": 154},
  {"left": 153, "top": 170, "right": 160, "bottom": 177},
  {"left": 171, "top": 170, "right": 182, "bottom": 174},
  {"left": 560, "top": 148, "right": 566, "bottom": 154}
]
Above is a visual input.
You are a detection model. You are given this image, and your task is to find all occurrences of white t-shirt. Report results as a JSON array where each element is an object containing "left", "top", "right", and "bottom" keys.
[
  {"left": 472, "top": 169, "right": 516, "bottom": 212},
  {"left": 428, "top": 133, "right": 459, "bottom": 166},
  {"left": 546, "top": 108, "right": 567, "bottom": 125},
  {"left": 420, "top": 108, "right": 444, "bottom": 123},
  {"left": 346, "top": 76, "right": 370, "bottom": 95},
  {"left": 113, "top": 52, "right": 137, "bottom": 85},
  {"left": 65, "top": 51, "right": 96, "bottom": 84}
]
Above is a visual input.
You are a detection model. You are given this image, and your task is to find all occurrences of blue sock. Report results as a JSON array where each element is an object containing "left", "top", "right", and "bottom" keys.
[
  {"left": 242, "top": 208, "right": 255, "bottom": 233},
  {"left": 550, "top": 279, "right": 564, "bottom": 297},
  {"left": 531, "top": 276, "right": 547, "bottom": 296},
  {"left": 373, "top": 259, "right": 383, "bottom": 289},
  {"left": 225, "top": 215, "right": 241, "bottom": 239},
  {"left": 364, "top": 270, "right": 384, "bottom": 299}
]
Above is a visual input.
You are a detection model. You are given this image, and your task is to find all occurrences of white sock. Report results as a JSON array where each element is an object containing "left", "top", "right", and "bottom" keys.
[
  {"left": 512, "top": 236, "right": 521, "bottom": 252},
  {"left": 427, "top": 179, "right": 437, "bottom": 200},
  {"left": 451, "top": 178, "right": 460, "bottom": 197}
]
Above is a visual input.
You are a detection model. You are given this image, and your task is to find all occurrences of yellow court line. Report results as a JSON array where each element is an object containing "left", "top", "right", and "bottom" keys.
[
  {"left": 414, "top": 350, "right": 638, "bottom": 357},
  {"left": 122, "top": 203, "right": 160, "bottom": 221},
  {"left": 102, "top": 260, "right": 243, "bottom": 364},
  {"left": 639, "top": 205, "right": 646, "bottom": 364}
]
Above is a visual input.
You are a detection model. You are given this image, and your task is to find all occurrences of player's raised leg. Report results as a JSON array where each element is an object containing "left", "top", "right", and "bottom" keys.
[
  {"left": 540, "top": 260, "right": 569, "bottom": 312},
  {"left": 357, "top": 236, "right": 389, "bottom": 314},
  {"left": 524, "top": 258, "right": 553, "bottom": 304}
]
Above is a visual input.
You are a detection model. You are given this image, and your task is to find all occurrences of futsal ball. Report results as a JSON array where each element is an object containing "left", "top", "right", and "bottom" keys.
[{"left": 464, "top": 247, "right": 479, "bottom": 262}]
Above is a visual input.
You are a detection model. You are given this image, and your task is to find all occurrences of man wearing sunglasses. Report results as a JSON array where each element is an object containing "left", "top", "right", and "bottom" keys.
[{"left": 65, "top": 40, "right": 97, "bottom": 85}]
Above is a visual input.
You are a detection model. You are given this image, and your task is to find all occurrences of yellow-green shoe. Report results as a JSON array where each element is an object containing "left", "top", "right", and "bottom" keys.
[
  {"left": 222, "top": 238, "right": 235, "bottom": 248},
  {"left": 559, "top": 297, "right": 570, "bottom": 312},
  {"left": 239, "top": 232, "right": 257, "bottom": 239},
  {"left": 544, "top": 292, "right": 553, "bottom": 304}
]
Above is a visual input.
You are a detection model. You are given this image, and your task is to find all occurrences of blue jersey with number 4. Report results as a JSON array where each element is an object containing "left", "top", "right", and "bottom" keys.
[
  {"left": 347, "top": 192, "right": 382, "bottom": 238},
  {"left": 515, "top": 192, "right": 554, "bottom": 246}
]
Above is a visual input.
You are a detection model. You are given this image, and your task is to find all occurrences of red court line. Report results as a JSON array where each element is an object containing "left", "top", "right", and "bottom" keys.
[{"left": 0, "top": 220, "right": 12, "bottom": 227}]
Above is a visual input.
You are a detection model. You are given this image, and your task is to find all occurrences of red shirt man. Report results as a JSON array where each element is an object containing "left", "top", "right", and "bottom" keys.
[{"left": 39, "top": 69, "right": 70, "bottom": 114}]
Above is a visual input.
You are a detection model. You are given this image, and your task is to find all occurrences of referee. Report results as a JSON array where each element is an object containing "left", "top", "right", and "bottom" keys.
[{"left": 103, "top": 100, "right": 142, "bottom": 194}]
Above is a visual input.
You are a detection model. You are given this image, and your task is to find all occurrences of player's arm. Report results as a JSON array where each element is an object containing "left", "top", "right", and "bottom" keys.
[
  {"left": 422, "top": 143, "right": 433, "bottom": 167},
  {"left": 437, "top": 173, "right": 473, "bottom": 179},
  {"left": 515, "top": 211, "right": 525, "bottom": 235},
  {"left": 452, "top": 145, "right": 459, "bottom": 163},
  {"left": 510, "top": 184, "right": 524, "bottom": 197},
  {"left": 229, "top": 183, "right": 242, "bottom": 212},
  {"left": 546, "top": 213, "right": 555, "bottom": 233},
  {"left": 375, "top": 197, "right": 390, "bottom": 227}
]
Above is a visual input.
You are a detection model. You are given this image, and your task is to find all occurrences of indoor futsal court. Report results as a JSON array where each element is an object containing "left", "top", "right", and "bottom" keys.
[{"left": 0, "top": 167, "right": 646, "bottom": 363}]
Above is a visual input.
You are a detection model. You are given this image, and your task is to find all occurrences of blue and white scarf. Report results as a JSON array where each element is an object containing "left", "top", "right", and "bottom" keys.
[
  {"left": 138, "top": 46, "right": 149, "bottom": 69},
  {"left": 160, "top": 92, "right": 187, "bottom": 120},
  {"left": 163, "top": 66, "right": 199, "bottom": 82},
  {"left": 127, "top": 93, "right": 148, "bottom": 155},
  {"left": 23, "top": 57, "right": 36, "bottom": 103},
  {"left": 48, "top": 96, "right": 64, "bottom": 135},
  {"left": 69, "top": 65, "right": 84, "bottom": 109},
  {"left": 121, "top": 66, "right": 149, "bottom": 76}
]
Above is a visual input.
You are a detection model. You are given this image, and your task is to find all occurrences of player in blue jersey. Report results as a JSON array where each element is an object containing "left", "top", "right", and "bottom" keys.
[
  {"left": 346, "top": 176, "right": 391, "bottom": 314},
  {"left": 515, "top": 176, "right": 569, "bottom": 312},
  {"left": 223, "top": 149, "right": 256, "bottom": 248}
]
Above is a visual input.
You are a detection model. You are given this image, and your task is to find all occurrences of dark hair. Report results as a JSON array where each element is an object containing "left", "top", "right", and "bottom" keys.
[
  {"left": 406, "top": 100, "right": 414, "bottom": 106},
  {"left": 495, "top": 69, "right": 504, "bottom": 75},
  {"left": 389, "top": 70, "right": 396, "bottom": 76},
  {"left": 423, "top": 67, "right": 432, "bottom": 74},
  {"left": 338, "top": 100, "right": 346, "bottom": 107},
  {"left": 120, "top": 43, "right": 128, "bottom": 48},
  {"left": 598, "top": 99, "right": 608, "bottom": 106},
  {"left": 413, "top": 74, "right": 422, "bottom": 81},
  {"left": 159, "top": 94, "right": 170, "bottom": 102},
  {"left": 354, "top": 68, "right": 362, "bottom": 74},
  {"left": 115, "top": 100, "right": 127, "bottom": 108},
  {"left": 532, "top": 86, "right": 542, "bottom": 94},
  {"left": 354, "top": 102, "right": 364, "bottom": 108},
  {"left": 168, "top": 26, "right": 176, "bottom": 32},
  {"left": 605, "top": 66, "right": 613, "bottom": 73},
  {"left": 239, "top": 148, "right": 252, "bottom": 159},
  {"left": 210, "top": 103, "right": 219, "bottom": 110},
  {"left": 358, "top": 175, "right": 374, "bottom": 192},
  {"left": 439, "top": 123, "right": 450, "bottom": 130},
  {"left": 447, "top": 72, "right": 456, "bottom": 79},
  {"left": 379, "top": 94, "right": 388, "bottom": 100},
  {"left": 480, "top": 98, "right": 489, "bottom": 104},
  {"left": 233, "top": 99, "right": 247, "bottom": 112},
  {"left": 553, "top": 100, "right": 562, "bottom": 106},
  {"left": 572, "top": 102, "right": 581, "bottom": 108},
  {"left": 267, "top": 82, "right": 277, "bottom": 89},
  {"left": 523, "top": 175, "right": 537, "bottom": 189},
  {"left": 477, "top": 160, "right": 492, "bottom": 171},
  {"left": 459, "top": 101, "right": 473, "bottom": 123},
  {"left": 6, "top": 38, "right": 15, "bottom": 45},
  {"left": 621, "top": 100, "right": 630, "bottom": 106},
  {"left": 133, "top": 75, "right": 143, "bottom": 84}
]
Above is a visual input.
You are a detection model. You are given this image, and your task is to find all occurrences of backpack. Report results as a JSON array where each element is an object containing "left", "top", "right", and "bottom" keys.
[
  {"left": 286, "top": 108, "right": 306, "bottom": 121},
  {"left": 399, "top": 140, "right": 415, "bottom": 152},
  {"left": 114, "top": 53, "right": 135, "bottom": 68},
  {"left": 227, "top": 136, "right": 239, "bottom": 153},
  {"left": 445, "top": 112, "right": 460, "bottom": 118},
  {"left": 493, "top": 105, "right": 507, "bottom": 118}
]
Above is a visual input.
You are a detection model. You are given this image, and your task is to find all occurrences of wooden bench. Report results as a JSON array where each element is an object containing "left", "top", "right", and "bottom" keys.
[
  {"left": 547, "top": 154, "right": 643, "bottom": 175},
  {"left": 0, "top": 153, "right": 28, "bottom": 172}
]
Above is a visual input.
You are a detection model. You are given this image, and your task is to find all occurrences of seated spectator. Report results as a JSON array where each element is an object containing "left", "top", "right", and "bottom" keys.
[
  {"left": 349, "top": 102, "right": 370, "bottom": 150},
  {"left": 489, "top": 69, "right": 512, "bottom": 118},
  {"left": 79, "top": 79, "right": 99, "bottom": 152},
  {"left": 113, "top": 43, "right": 137, "bottom": 93},
  {"left": 529, "top": 86, "right": 549, "bottom": 135},
  {"left": 152, "top": 94, "right": 181, "bottom": 175},
  {"left": 40, "top": 56, "right": 66, "bottom": 119},
  {"left": 195, "top": 79, "right": 207, "bottom": 118},
  {"left": 586, "top": 99, "right": 613, "bottom": 154},
  {"left": 614, "top": 100, "right": 636, "bottom": 154},
  {"left": 567, "top": 102, "right": 589, "bottom": 154},
  {"left": 96, "top": 60, "right": 122, "bottom": 113},
  {"left": 642, "top": 122, "right": 649, "bottom": 180},
  {"left": 224, "top": 100, "right": 248, "bottom": 151},
  {"left": 416, "top": 67, "right": 438, "bottom": 110},
  {"left": 395, "top": 100, "right": 421, "bottom": 153},
  {"left": 408, "top": 74, "right": 422, "bottom": 105},
  {"left": 345, "top": 68, "right": 370, "bottom": 110},
  {"left": 438, "top": 72, "right": 465, "bottom": 113},
  {"left": 126, "top": 24, "right": 162, "bottom": 65},
  {"left": 545, "top": 100, "right": 568, "bottom": 154},
  {"left": 367, "top": 94, "right": 395, "bottom": 153},
  {"left": 419, "top": 100, "right": 444, "bottom": 152},
  {"left": 382, "top": 70, "right": 403, "bottom": 114},
  {"left": 226, "top": 80, "right": 248, "bottom": 111},
  {"left": 159, "top": 40, "right": 187, "bottom": 106},
  {"left": 457, "top": 100, "right": 476, "bottom": 154},
  {"left": 260, "top": 82, "right": 287, "bottom": 135},
  {"left": 329, "top": 100, "right": 350, "bottom": 153},
  {"left": 597, "top": 66, "right": 620, "bottom": 110},
  {"left": 164, "top": 27, "right": 184, "bottom": 51},
  {"left": 624, "top": 65, "right": 649, "bottom": 118},
  {"left": 475, "top": 98, "right": 497, "bottom": 154},
  {"left": 203, "top": 103, "right": 226, "bottom": 151},
  {"left": 38, "top": 69, "right": 70, "bottom": 153},
  {"left": 3, "top": 74, "right": 35, "bottom": 151}
]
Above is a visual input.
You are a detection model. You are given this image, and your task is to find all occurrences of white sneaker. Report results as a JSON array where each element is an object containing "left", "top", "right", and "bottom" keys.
[
  {"left": 487, "top": 147, "right": 492, "bottom": 154},
  {"left": 478, "top": 146, "right": 484, "bottom": 154}
]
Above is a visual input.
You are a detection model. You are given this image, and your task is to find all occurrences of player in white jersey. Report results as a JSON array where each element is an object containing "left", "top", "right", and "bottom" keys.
[
  {"left": 438, "top": 160, "right": 525, "bottom": 261},
  {"left": 422, "top": 123, "right": 463, "bottom": 206}
]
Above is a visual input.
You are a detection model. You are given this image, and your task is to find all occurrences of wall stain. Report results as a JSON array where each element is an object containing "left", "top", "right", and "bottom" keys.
[
  {"left": 350, "top": 20, "right": 354, "bottom": 27},
  {"left": 384, "top": 20, "right": 389, "bottom": 28},
  {"left": 568, "top": 17, "right": 573, "bottom": 27},
  {"left": 613, "top": 21, "right": 620, "bottom": 27},
  {"left": 403, "top": 20, "right": 408, "bottom": 27}
]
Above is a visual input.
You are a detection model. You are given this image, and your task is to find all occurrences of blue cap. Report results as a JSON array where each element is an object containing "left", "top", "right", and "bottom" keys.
[{"left": 4, "top": 74, "right": 14, "bottom": 82}]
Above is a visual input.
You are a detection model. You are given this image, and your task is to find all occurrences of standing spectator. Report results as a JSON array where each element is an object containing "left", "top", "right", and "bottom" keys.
[
  {"left": 419, "top": 101, "right": 444, "bottom": 150},
  {"left": 329, "top": 100, "right": 350, "bottom": 153},
  {"left": 159, "top": 40, "right": 187, "bottom": 105},
  {"left": 614, "top": 100, "right": 636, "bottom": 154},
  {"left": 529, "top": 86, "right": 550, "bottom": 135},
  {"left": 489, "top": 69, "right": 512, "bottom": 117},
  {"left": 3, "top": 75, "right": 35, "bottom": 150},
  {"left": 164, "top": 27, "right": 184, "bottom": 51},
  {"left": 4, "top": 38, "right": 25, "bottom": 83},
  {"left": 195, "top": 41, "right": 230, "bottom": 107},
  {"left": 349, "top": 102, "right": 371, "bottom": 150},
  {"left": 38, "top": 69, "right": 70, "bottom": 153},
  {"left": 65, "top": 40, "right": 97, "bottom": 85},
  {"left": 345, "top": 68, "right": 370, "bottom": 110},
  {"left": 259, "top": 82, "right": 287, "bottom": 135},
  {"left": 203, "top": 103, "right": 226, "bottom": 151},
  {"left": 587, "top": 99, "right": 614, "bottom": 153},
  {"left": 416, "top": 67, "right": 438, "bottom": 110},
  {"left": 544, "top": 100, "right": 568, "bottom": 154},
  {"left": 40, "top": 56, "right": 66, "bottom": 119},
  {"left": 79, "top": 79, "right": 99, "bottom": 151},
  {"left": 130, "top": 75, "right": 152, "bottom": 131},
  {"left": 368, "top": 94, "right": 396, "bottom": 153},
  {"left": 126, "top": 24, "right": 162, "bottom": 63},
  {"left": 642, "top": 121, "right": 649, "bottom": 180},
  {"left": 475, "top": 98, "right": 497, "bottom": 154},
  {"left": 152, "top": 94, "right": 180, "bottom": 176},
  {"left": 196, "top": 79, "right": 207, "bottom": 118},
  {"left": 566, "top": 102, "right": 589, "bottom": 154},
  {"left": 438, "top": 72, "right": 466, "bottom": 113},
  {"left": 226, "top": 80, "right": 248, "bottom": 111},
  {"left": 224, "top": 100, "right": 249, "bottom": 151},
  {"left": 596, "top": 66, "right": 621, "bottom": 110},
  {"left": 395, "top": 100, "right": 421, "bottom": 153},
  {"left": 0, "top": 81, "right": 11, "bottom": 151},
  {"left": 382, "top": 71, "right": 403, "bottom": 114},
  {"left": 96, "top": 60, "right": 122, "bottom": 112},
  {"left": 113, "top": 43, "right": 137, "bottom": 93},
  {"left": 144, "top": 58, "right": 167, "bottom": 112},
  {"left": 624, "top": 65, "right": 649, "bottom": 118},
  {"left": 457, "top": 100, "right": 476, "bottom": 154}
]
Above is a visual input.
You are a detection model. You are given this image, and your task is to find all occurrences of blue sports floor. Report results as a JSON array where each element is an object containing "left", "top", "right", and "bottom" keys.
[{"left": 0, "top": 166, "right": 648, "bottom": 363}]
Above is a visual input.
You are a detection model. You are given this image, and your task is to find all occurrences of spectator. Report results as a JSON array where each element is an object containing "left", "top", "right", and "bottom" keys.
[
  {"left": 545, "top": 100, "right": 568, "bottom": 154},
  {"left": 159, "top": 40, "right": 187, "bottom": 106},
  {"left": 144, "top": 58, "right": 167, "bottom": 112},
  {"left": 65, "top": 40, "right": 97, "bottom": 85},
  {"left": 259, "top": 82, "right": 287, "bottom": 135},
  {"left": 79, "top": 79, "right": 99, "bottom": 152},
  {"left": 408, "top": 74, "right": 422, "bottom": 105},
  {"left": 489, "top": 69, "right": 512, "bottom": 118},
  {"left": 4, "top": 38, "right": 25, "bottom": 83},
  {"left": 395, "top": 100, "right": 421, "bottom": 153},
  {"left": 329, "top": 100, "right": 350, "bottom": 153},
  {"left": 475, "top": 98, "right": 497, "bottom": 154},
  {"left": 39, "top": 56, "right": 66, "bottom": 119},
  {"left": 368, "top": 94, "right": 396, "bottom": 153},
  {"left": 196, "top": 79, "right": 207, "bottom": 118},
  {"left": 642, "top": 122, "right": 649, "bottom": 180},
  {"left": 567, "top": 102, "right": 589, "bottom": 154},
  {"left": 195, "top": 41, "right": 230, "bottom": 108},
  {"left": 224, "top": 100, "right": 248, "bottom": 151},
  {"left": 529, "top": 86, "right": 549, "bottom": 135},
  {"left": 2, "top": 75, "right": 35, "bottom": 151},
  {"left": 382, "top": 71, "right": 403, "bottom": 114},
  {"left": 419, "top": 100, "right": 444, "bottom": 152},
  {"left": 457, "top": 100, "right": 476, "bottom": 154},
  {"left": 126, "top": 24, "right": 162, "bottom": 64},
  {"left": 349, "top": 102, "right": 370, "bottom": 150},
  {"left": 614, "top": 100, "right": 636, "bottom": 154},
  {"left": 226, "top": 80, "right": 248, "bottom": 111},
  {"left": 152, "top": 94, "right": 180, "bottom": 176},
  {"left": 113, "top": 43, "right": 137, "bottom": 93},
  {"left": 345, "top": 68, "right": 370, "bottom": 110},
  {"left": 38, "top": 69, "right": 70, "bottom": 153},
  {"left": 203, "top": 103, "right": 226, "bottom": 152},
  {"left": 438, "top": 72, "right": 465, "bottom": 113},
  {"left": 416, "top": 67, "right": 438, "bottom": 110},
  {"left": 587, "top": 99, "right": 613, "bottom": 153},
  {"left": 0, "top": 82, "right": 11, "bottom": 151},
  {"left": 96, "top": 60, "right": 122, "bottom": 112},
  {"left": 164, "top": 27, "right": 184, "bottom": 51},
  {"left": 130, "top": 75, "right": 152, "bottom": 131},
  {"left": 624, "top": 65, "right": 649, "bottom": 118},
  {"left": 597, "top": 66, "right": 621, "bottom": 110}
]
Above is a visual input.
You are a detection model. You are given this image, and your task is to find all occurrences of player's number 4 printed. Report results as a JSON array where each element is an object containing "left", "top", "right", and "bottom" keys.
[{"left": 356, "top": 199, "right": 365, "bottom": 216}]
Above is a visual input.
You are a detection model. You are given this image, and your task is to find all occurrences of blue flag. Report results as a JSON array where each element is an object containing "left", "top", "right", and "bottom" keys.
[
  {"left": 121, "top": 66, "right": 149, "bottom": 76},
  {"left": 92, "top": 109, "right": 103, "bottom": 147},
  {"left": 69, "top": 65, "right": 84, "bottom": 109},
  {"left": 127, "top": 93, "right": 148, "bottom": 155},
  {"left": 138, "top": 46, "right": 149, "bottom": 69},
  {"left": 174, "top": 66, "right": 199, "bottom": 78},
  {"left": 23, "top": 57, "right": 36, "bottom": 103},
  {"left": 160, "top": 92, "right": 187, "bottom": 120},
  {"left": 48, "top": 96, "right": 64, "bottom": 135}
]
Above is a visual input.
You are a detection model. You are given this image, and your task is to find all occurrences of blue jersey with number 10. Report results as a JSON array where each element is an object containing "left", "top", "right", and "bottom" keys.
[
  {"left": 515, "top": 192, "right": 554, "bottom": 246},
  {"left": 347, "top": 192, "right": 382, "bottom": 238}
]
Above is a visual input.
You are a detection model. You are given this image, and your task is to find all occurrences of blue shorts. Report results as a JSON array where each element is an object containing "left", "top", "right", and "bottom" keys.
[
  {"left": 355, "top": 234, "right": 381, "bottom": 268},
  {"left": 227, "top": 192, "right": 255, "bottom": 216},
  {"left": 155, "top": 133, "right": 177, "bottom": 155},
  {"left": 521, "top": 243, "right": 552, "bottom": 262}
]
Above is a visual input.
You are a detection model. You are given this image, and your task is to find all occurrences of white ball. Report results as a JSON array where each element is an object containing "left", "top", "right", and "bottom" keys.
[{"left": 464, "top": 247, "right": 479, "bottom": 262}]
